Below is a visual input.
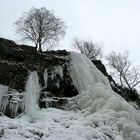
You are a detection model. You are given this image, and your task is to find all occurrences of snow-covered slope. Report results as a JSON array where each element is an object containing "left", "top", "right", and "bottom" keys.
[
  {"left": 1, "top": 108, "right": 124, "bottom": 140},
  {"left": 1, "top": 52, "right": 140, "bottom": 140},
  {"left": 69, "top": 52, "right": 140, "bottom": 140}
]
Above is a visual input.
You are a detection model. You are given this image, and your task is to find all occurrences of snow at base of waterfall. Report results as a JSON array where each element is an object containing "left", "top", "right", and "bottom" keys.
[{"left": 0, "top": 108, "right": 123, "bottom": 140}]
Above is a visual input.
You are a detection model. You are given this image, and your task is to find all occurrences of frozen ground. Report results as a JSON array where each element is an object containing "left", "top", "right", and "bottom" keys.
[{"left": 0, "top": 108, "right": 123, "bottom": 140}]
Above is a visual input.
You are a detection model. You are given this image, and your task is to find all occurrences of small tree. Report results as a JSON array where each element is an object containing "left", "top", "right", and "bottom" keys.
[
  {"left": 107, "top": 51, "right": 140, "bottom": 91},
  {"left": 15, "top": 7, "right": 66, "bottom": 52},
  {"left": 73, "top": 38, "right": 102, "bottom": 60}
]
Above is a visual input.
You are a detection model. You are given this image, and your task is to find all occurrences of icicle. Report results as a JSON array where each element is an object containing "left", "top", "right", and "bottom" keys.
[
  {"left": 9, "top": 100, "right": 19, "bottom": 117},
  {"left": 55, "top": 66, "right": 63, "bottom": 80},
  {"left": 0, "top": 95, "right": 9, "bottom": 113},
  {"left": 18, "top": 99, "right": 25, "bottom": 113},
  {"left": 55, "top": 82, "right": 60, "bottom": 89},
  {"left": 49, "top": 66, "right": 63, "bottom": 81},
  {"left": 43, "top": 69, "right": 48, "bottom": 87},
  {"left": 0, "top": 84, "right": 8, "bottom": 106}
]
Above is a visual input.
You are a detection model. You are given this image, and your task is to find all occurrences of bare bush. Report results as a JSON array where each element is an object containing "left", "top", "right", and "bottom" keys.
[{"left": 73, "top": 38, "right": 102, "bottom": 60}]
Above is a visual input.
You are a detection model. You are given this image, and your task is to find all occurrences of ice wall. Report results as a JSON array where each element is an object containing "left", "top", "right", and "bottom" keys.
[
  {"left": 69, "top": 52, "right": 140, "bottom": 140},
  {"left": 24, "top": 71, "right": 41, "bottom": 116}
]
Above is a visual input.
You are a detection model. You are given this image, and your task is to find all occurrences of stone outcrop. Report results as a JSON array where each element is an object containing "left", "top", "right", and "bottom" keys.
[
  {"left": 0, "top": 38, "right": 77, "bottom": 96},
  {"left": 0, "top": 38, "right": 139, "bottom": 117},
  {"left": 92, "top": 60, "right": 117, "bottom": 86},
  {"left": 0, "top": 38, "right": 78, "bottom": 117}
]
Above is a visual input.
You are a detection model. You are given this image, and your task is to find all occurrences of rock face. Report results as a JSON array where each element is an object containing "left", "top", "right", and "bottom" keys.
[
  {"left": 0, "top": 38, "right": 77, "bottom": 95},
  {"left": 0, "top": 38, "right": 139, "bottom": 117},
  {"left": 92, "top": 60, "right": 116, "bottom": 85},
  {"left": 0, "top": 38, "right": 78, "bottom": 117}
]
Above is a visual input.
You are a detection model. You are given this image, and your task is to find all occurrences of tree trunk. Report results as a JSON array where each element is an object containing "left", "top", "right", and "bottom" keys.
[
  {"left": 38, "top": 41, "right": 42, "bottom": 52},
  {"left": 35, "top": 43, "right": 38, "bottom": 50},
  {"left": 122, "top": 75, "right": 133, "bottom": 91}
]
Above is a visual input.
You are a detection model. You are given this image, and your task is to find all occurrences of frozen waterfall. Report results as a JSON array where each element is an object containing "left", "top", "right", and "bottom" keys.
[
  {"left": 24, "top": 71, "right": 41, "bottom": 116},
  {"left": 69, "top": 52, "right": 110, "bottom": 93},
  {"left": 1, "top": 52, "right": 140, "bottom": 140},
  {"left": 69, "top": 52, "right": 140, "bottom": 140}
]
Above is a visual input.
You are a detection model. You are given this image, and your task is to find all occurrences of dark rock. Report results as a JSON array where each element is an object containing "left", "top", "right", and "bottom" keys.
[
  {"left": 92, "top": 59, "right": 118, "bottom": 87},
  {"left": 0, "top": 38, "right": 78, "bottom": 117},
  {"left": 1, "top": 37, "right": 139, "bottom": 117},
  {"left": 0, "top": 129, "right": 4, "bottom": 138},
  {"left": 46, "top": 64, "right": 78, "bottom": 97},
  {"left": 0, "top": 60, "right": 28, "bottom": 91},
  {"left": 92, "top": 60, "right": 108, "bottom": 76},
  {"left": 92, "top": 60, "right": 117, "bottom": 86},
  {"left": 38, "top": 71, "right": 45, "bottom": 87},
  {"left": 0, "top": 38, "right": 71, "bottom": 92}
]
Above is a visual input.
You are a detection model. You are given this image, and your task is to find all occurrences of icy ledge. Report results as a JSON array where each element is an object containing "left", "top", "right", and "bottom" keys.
[{"left": 69, "top": 52, "right": 140, "bottom": 140}]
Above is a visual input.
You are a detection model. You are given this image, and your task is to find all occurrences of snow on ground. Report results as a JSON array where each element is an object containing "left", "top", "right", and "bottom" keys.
[{"left": 0, "top": 108, "right": 123, "bottom": 140}]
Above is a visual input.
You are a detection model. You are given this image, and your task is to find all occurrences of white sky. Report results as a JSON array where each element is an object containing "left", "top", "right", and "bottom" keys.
[{"left": 0, "top": 0, "right": 140, "bottom": 65}]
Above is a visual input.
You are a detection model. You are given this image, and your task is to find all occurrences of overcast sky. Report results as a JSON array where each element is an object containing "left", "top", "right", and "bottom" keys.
[{"left": 0, "top": 0, "right": 140, "bottom": 65}]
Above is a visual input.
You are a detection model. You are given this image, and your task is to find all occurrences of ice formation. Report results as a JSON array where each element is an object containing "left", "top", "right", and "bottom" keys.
[
  {"left": 0, "top": 85, "right": 8, "bottom": 105},
  {"left": 69, "top": 52, "right": 140, "bottom": 140},
  {"left": 49, "top": 66, "right": 63, "bottom": 81},
  {"left": 1, "top": 52, "right": 140, "bottom": 140},
  {"left": 0, "top": 85, "right": 9, "bottom": 113},
  {"left": 24, "top": 71, "right": 41, "bottom": 116},
  {"left": 43, "top": 69, "right": 48, "bottom": 87},
  {"left": 0, "top": 85, "right": 24, "bottom": 117}
]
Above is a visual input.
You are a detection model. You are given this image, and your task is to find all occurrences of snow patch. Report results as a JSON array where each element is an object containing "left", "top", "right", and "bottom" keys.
[{"left": 0, "top": 108, "right": 124, "bottom": 140}]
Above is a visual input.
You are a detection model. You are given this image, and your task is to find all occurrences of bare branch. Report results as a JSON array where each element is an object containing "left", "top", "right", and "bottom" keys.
[
  {"left": 73, "top": 38, "right": 103, "bottom": 60},
  {"left": 107, "top": 51, "right": 140, "bottom": 90}
]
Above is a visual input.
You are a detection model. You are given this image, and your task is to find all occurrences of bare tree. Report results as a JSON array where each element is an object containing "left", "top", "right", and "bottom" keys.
[
  {"left": 73, "top": 38, "right": 102, "bottom": 60},
  {"left": 107, "top": 51, "right": 140, "bottom": 91},
  {"left": 15, "top": 7, "right": 66, "bottom": 52}
]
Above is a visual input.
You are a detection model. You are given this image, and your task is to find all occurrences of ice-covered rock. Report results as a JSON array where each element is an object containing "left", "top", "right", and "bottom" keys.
[
  {"left": 0, "top": 85, "right": 24, "bottom": 117},
  {"left": 69, "top": 52, "right": 140, "bottom": 140}
]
